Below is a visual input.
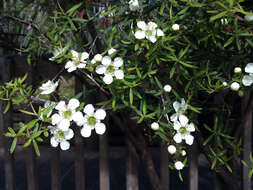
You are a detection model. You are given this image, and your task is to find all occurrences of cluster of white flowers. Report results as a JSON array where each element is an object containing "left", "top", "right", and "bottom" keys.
[
  {"left": 170, "top": 99, "right": 195, "bottom": 146},
  {"left": 134, "top": 21, "right": 164, "bottom": 43},
  {"left": 48, "top": 99, "right": 106, "bottom": 150},
  {"left": 94, "top": 50, "right": 124, "bottom": 84},
  {"left": 128, "top": 0, "right": 139, "bottom": 11}
]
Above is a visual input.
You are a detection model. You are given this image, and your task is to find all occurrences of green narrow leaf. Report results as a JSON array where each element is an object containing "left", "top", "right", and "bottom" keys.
[
  {"left": 27, "top": 119, "right": 39, "bottom": 130},
  {"left": 66, "top": 2, "right": 83, "bottom": 16},
  {"left": 10, "top": 137, "right": 17, "bottom": 153},
  {"left": 248, "top": 169, "right": 253, "bottom": 178},
  {"left": 3, "top": 101, "right": 10, "bottom": 114},
  {"left": 32, "top": 140, "right": 40, "bottom": 156},
  {"left": 210, "top": 11, "right": 227, "bottom": 21},
  {"left": 129, "top": 88, "right": 133, "bottom": 105}
]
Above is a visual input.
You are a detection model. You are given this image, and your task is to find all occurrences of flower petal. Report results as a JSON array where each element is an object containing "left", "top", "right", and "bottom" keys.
[
  {"left": 51, "top": 114, "right": 62, "bottom": 125},
  {"left": 170, "top": 113, "right": 178, "bottom": 122},
  {"left": 58, "top": 119, "right": 70, "bottom": 131},
  {"left": 71, "top": 50, "right": 79, "bottom": 58},
  {"left": 50, "top": 137, "right": 59, "bottom": 147},
  {"left": 113, "top": 57, "right": 123, "bottom": 67},
  {"left": 173, "top": 133, "right": 182, "bottom": 143},
  {"left": 65, "top": 129, "right": 74, "bottom": 140},
  {"left": 95, "top": 109, "right": 106, "bottom": 120},
  {"left": 95, "top": 122, "right": 106, "bottom": 135},
  {"left": 173, "top": 121, "right": 181, "bottom": 130},
  {"left": 114, "top": 70, "right": 124, "bottom": 79},
  {"left": 108, "top": 48, "right": 116, "bottom": 55},
  {"left": 68, "top": 98, "right": 80, "bottom": 110},
  {"left": 83, "top": 104, "right": 95, "bottom": 115},
  {"left": 81, "top": 125, "right": 92, "bottom": 137},
  {"left": 156, "top": 29, "right": 164, "bottom": 36},
  {"left": 173, "top": 101, "right": 180, "bottom": 112},
  {"left": 65, "top": 61, "right": 74, "bottom": 69},
  {"left": 245, "top": 63, "right": 253, "bottom": 73},
  {"left": 60, "top": 140, "right": 70, "bottom": 150},
  {"left": 179, "top": 115, "right": 189, "bottom": 126},
  {"left": 187, "top": 123, "right": 195, "bottom": 132},
  {"left": 72, "top": 112, "right": 85, "bottom": 126},
  {"left": 94, "top": 54, "right": 103, "bottom": 62},
  {"left": 103, "top": 74, "right": 113, "bottom": 84},
  {"left": 102, "top": 56, "right": 112, "bottom": 66},
  {"left": 185, "top": 134, "right": 194, "bottom": 145},
  {"left": 242, "top": 75, "right": 253, "bottom": 86},
  {"left": 137, "top": 21, "right": 147, "bottom": 30},
  {"left": 96, "top": 65, "right": 106, "bottom": 75},
  {"left": 147, "top": 22, "right": 157, "bottom": 30},
  {"left": 134, "top": 30, "right": 146, "bottom": 39},
  {"left": 80, "top": 52, "right": 89, "bottom": 61},
  {"left": 147, "top": 35, "right": 157, "bottom": 43}
]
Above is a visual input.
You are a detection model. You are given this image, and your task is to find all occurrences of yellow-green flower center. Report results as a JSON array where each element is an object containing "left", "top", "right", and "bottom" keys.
[
  {"left": 179, "top": 126, "right": 187, "bottom": 134},
  {"left": 64, "top": 110, "right": 72, "bottom": 119},
  {"left": 146, "top": 30, "right": 153, "bottom": 37},
  {"left": 57, "top": 130, "right": 64, "bottom": 139},
  {"left": 106, "top": 65, "right": 115, "bottom": 73},
  {"left": 88, "top": 116, "right": 96, "bottom": 126}
]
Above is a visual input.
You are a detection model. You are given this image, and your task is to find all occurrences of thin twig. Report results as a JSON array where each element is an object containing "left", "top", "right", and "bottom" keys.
[
  {"left": 159, "top": 95, "right": 171, "bottom": 125},
  {"left": 79, "top": 70, "right": 110, "bottom": 95}
]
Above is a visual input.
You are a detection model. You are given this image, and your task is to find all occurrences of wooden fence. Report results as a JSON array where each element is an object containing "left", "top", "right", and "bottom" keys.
[{"left": 0, "top": 56, "right": 252, "bottom": 190}]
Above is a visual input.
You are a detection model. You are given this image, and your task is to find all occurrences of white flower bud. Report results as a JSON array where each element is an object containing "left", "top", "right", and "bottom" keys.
[
  {"left": 222, "top": 82, "right": 228, "bottom": 87},
  {"left": 172, "top": 24, "right": 180, "bottom": 31},
  {"left": 234, "top": 67, "right": 242, "bottom": 74},
  {"left": 230, "top": 82, "right": 240, "bottom": 91},
  {"left": 238, "top": 90, "right": 244, "bottom": 97},
  {"left": 163, "top": 84, "right": 172, "bottom": 92},
  {"left": 151, "top": 122, "right": 159, "bottom": 130},
  {"left": 181, "top": 150, "right": 186, "bottom": 156},
  {"left": 168, "top": 145, "right": 176, "bottom": 154},
  {"left": 174, "top": 161, "right": 184, "bottom": 170}
]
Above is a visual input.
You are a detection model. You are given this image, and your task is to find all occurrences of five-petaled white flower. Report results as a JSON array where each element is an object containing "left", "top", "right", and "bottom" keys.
[
  {"left": 65, "top": 50, "right": 89, "bottom": 72},
  {"left": 170, "top": 98, "right": 187, "bottom": 122},
  {"left": 95, "top": 56, "right": 124, "bottom": 84},
  {"left": 128, "top": 0, "right": 139, "bottom": 11},
  {"left": 173, "top": 115, "right": 195, "bottom": 145},
  {"left": 134, "top": 21, "right": 164, "bottom": 43},
  {"left": 51, "top": 98, "right": 84, "bottom": 131},
  {"left": 174, "top": 161, "right": 184, "bottom": 170},
  {"left": 242, "top": 63, "right": 253, "bottom": 86},
  {"left": 39, "top": 80, "right": 59, "bottom": 95},
  {"left": 81, "top": 104, "right": 106, "bottom": 138},
  {"left": 49, "top": 126, "right": 74, "bottom": 150}
]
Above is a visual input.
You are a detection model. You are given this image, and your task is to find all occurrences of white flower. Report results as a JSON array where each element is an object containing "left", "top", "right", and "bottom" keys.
[
  {"left": 222, "top": 82, "right": 228, "bottom": 86},
  {"left": 151, "top": 122, "right": 159, "bottom": 130},
  {"left": 168, "top": 145, "right": 176, "bottom": 154},
  {"left": 174, "top": 161, "right": 184, "bottom": 170},
  {"left": 49, "top": 127, "right": 74, "bottom": 150},
  {"left": 134, "top": 21, "right": 164, "bottom": 43},
  {"left": 39, "top": 80, "right": 59, "bottom": 95},
  {"left": 242, "top": 63, "right": 253, "bottom": 86},
  {"left": 95, "top": 56, "right": 124, "bottom": 84},
  {"left": 172, "top": 24, "right": 180, "bottom": 31},
  {"left": 173, "top": 115, "right": 195, "bottom": 145},
  {"left": 163, "top": 84, "right": 172, "bottom": 92},
  {"left": 49, "top": 47, "right": 67, "bottom": 61},
  {"left": 245, "top": 15, "right": 253, "bottom": 22},
  {"left": 81, "top": 104, "right": 106, "bottom": 137},
  {"left": 108, "top": 48, "right": 117, "bottom": 55},
  {"left": 221, "top": 18, "right": 228, "bottom": 25},
  {"left": 128, "top": 0, "right": 139, "bottom": 11},
  {"left": 65, "top": 50, "right": 89, "bottom": 72},
  {"left": 51, "top": 99, "right": 84, "bottom": 131},
  {"left": 230, "top": 82, "right": 240, "bottom": 91},
  {"left": 234, "top": 67, "right": 242, "bottom": 74},
  {"left": 170, "top": 98, "right": 187, "bottom": 122}
]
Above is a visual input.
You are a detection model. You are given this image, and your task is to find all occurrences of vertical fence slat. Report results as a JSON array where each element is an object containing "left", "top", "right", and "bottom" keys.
[
  {"left": 25, "top": 65, "right": 38, "bottom": 190},
  {"left": 126, "top": 138, "right": 138, "bottom": 190},
  {"left": 51, "top": 148, "right": 61, "bottom": 190},
  {"left": 99, "top": 134, "right": 110, "bottom": 190},
  {"left": 75, "top": 77, "right": 85, "bottom": 190},
  {"left": 188, "top": 141, "right": 199, "bottom": 190},
  {"left": 0, "top": 57, "right": 16, "bottom": 190},
  {"left": 160, "top": 142, "right": 169, "bottom": 190},
  {"left": 242, "top": 92, "right": 252, "bottom": 190}
]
